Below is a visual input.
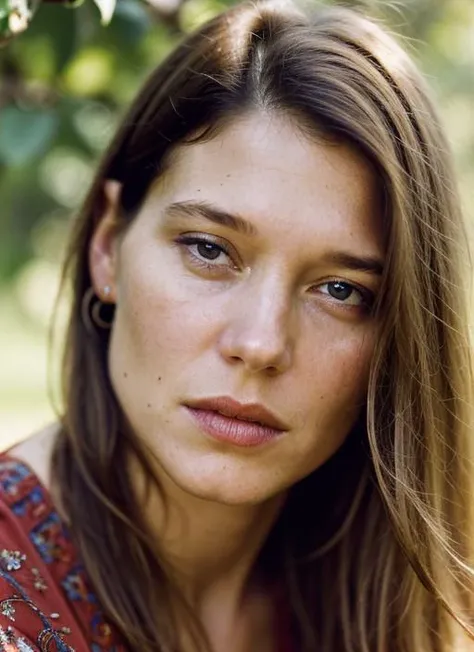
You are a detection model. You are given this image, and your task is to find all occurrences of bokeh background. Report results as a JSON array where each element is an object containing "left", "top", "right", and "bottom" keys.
[{"left": 0, "top": 0, "right": 473, "bottom": 449}]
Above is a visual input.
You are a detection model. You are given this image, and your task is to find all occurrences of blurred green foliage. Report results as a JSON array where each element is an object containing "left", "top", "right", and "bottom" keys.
[{"left": 0, "top": 0, "right": 473, "bottom": 443}]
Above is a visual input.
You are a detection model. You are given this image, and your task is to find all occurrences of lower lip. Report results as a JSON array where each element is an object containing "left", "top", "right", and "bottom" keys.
[{"left": 185, "top": 407, "right": 283, "bottom": 447}]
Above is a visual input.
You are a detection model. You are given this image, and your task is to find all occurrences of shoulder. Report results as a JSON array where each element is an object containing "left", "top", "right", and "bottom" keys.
[
  {"left": 0, "top": 427, "right": 122, "bottom": 651},
  {"left": 5, "top": 423, "right": 59, "bottom": 493},
  {"left": 0, "top": 430, "right": 80, "bottom": 651},
  {"left": 0, "top": 425, "right": 68, "bottom": 589},
  {"left": 0, "top": 424, "right": 71, "bottom": 577}
]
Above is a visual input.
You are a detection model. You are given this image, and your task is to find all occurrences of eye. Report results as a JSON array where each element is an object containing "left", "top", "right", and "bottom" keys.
[
  {"left": 194, "top": 241, "right": 225, "bottom": 261},
  {"left": 318, "top": 280, "right": 373, "bottom": 308},
  {"left": 175, "top": 234, "right": 237, "bottom": 270}
]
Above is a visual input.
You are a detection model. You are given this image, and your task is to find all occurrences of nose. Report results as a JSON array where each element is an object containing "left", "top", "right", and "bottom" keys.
[{"left": 218, "top": 277, "right": 295, "bottom": 375}]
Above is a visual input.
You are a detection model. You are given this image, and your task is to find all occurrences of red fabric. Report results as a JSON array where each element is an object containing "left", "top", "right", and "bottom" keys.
[
  {"left": 0, "top": 453, "right": 293, "bottom": 652},
  {"left": 0, "top": 454, "right": 125, "bottom": 651}
]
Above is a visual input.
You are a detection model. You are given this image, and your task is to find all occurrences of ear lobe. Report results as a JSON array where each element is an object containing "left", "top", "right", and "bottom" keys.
[
  {"left": 103, "top": 179, "right": 122, "bottom": 208},
  {"left": 88, "top": 180, "right": 123, "bottom": 303}
]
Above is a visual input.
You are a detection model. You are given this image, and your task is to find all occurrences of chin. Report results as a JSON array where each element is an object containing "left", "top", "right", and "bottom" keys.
[{"left": 167, "top": 461, "right": 288, "bottom": 507}]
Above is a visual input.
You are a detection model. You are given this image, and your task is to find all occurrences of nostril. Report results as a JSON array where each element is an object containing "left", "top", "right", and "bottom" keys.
[{"left": 265, "top": 365, "right": 280, "bottom": 377}]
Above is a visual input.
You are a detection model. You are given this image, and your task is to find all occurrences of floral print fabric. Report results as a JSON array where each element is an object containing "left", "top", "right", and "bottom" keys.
[{"left": 0, "top": 455, "right": 122, "bottom": 652}]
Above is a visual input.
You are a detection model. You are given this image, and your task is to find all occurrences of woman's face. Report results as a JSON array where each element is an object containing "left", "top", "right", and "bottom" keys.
[{"left": 90, "top": 112, "right": 384, "bottom": 505}]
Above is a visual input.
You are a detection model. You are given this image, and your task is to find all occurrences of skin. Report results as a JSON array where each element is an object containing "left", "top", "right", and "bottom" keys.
[{"left": 87, "top": 111, "right": 384, "bottom": 651}]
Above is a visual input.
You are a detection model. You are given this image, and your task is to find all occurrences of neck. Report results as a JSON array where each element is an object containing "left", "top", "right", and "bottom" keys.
[{"left": 132, "top": 457, "right": 285, "bottom": 609}]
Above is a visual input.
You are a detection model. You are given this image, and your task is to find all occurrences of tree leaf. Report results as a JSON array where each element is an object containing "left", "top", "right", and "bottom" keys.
[
  {"left": 112, "top": 0, "right": 150, "bottom": 44},
  {"left": 0, "top": 107, "right": 58, "bottom": 165},
  {"left": 91, "top": 0, "right": 116, "bottom": 25},
  {"left": 0, "top": 0, "right": 10, "bottom": 43},
  {"left": 24, "top": 2, "right": 78, "bottom": 73},
  {"left": 0, "top": 0, "right": 9, "bottom": 20},
  {"left": 0, "top": 16, "right": 9, "bottom": 43}
]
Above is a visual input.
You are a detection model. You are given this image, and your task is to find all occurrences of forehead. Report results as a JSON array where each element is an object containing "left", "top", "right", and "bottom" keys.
[{"left": 151, "top": 112, "right": 384, "bottom": 256}]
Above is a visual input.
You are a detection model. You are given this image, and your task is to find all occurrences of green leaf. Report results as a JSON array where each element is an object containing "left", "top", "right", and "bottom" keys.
[
  {"left": 0, "top": 16, "right": 9, "bottom": 40},
  {"left": 0, "top": 0, "right": 10, "bottom": 43},
  {"left": 0, "top": 107, "right": 58, "bottom": 165},
  {"left": 91, "top": 0, "right": 116, "bottom": 25},
  {"left": 112, "top": 0, "right": 150, "bottom": 44},
  {"left": 0, "top": 0, "right": 9, "bottom": 20},
  {"left": 22, "top": 2, "right": 78, "bottom": 73}
]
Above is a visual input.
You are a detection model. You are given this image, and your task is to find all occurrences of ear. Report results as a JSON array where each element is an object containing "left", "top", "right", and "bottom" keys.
[{"left": 89, "top": 180, "right": 122, "bottom": 304}]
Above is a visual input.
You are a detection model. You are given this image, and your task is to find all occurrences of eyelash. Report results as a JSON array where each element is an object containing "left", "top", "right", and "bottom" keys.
[
  {"left": 175, "top": 234, "right": 236, "bottom": 272},
  {"left": 175, "top": 234, "right": 374, "bottom": 311},
  {"left": 316, "top": 282, "right": 374, "bottom": 312}
]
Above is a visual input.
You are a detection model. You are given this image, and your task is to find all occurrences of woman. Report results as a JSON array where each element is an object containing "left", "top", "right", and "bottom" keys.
[{"left": 0, "top": 1, "right": 473, "bottom": 650}]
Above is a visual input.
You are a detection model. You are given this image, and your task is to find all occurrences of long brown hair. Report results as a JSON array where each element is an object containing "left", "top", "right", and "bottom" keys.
[{"left": 53, "top": 1, "right": 474, "bottom": 650}]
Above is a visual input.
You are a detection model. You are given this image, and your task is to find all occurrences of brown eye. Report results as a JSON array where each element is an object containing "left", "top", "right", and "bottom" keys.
[
  {"left": 316, "top": 280, "right": 373, "bottom": 309},
  {"left": 196, "top": 242, "right": 222, "bottom": 260},
  {"left": 327, "top": 281, "right": 354, "bottom": 302},
  {"left": 175, "top": 234, "right": 237, "bottom": 270}
]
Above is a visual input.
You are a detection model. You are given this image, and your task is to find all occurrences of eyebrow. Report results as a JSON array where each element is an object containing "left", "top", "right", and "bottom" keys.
[
  {"left": 322, "top": 252, "right": 384, "bottom": 276},
  {"left": 165, "top": 199, "right": 383, "bottom": 276},
  {"left": 164, "top": 200, "right": 258, "bottom": 237}
]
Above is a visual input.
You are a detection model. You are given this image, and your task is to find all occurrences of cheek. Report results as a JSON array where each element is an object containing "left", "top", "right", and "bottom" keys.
[
  {"left": 324, "top": 337, "right": 372, "bottom": 401},
  {"left": 297, "top": 327, "right": 374, "bottom": 440},
  {"left": 107, "top": 239, "right": 216, "bottom": 412},
  {"left": 109, "top": 288, "right": 183, "bottom": 386},
  {"left": 106, "top": 248, "right": 178, "bottom": 404},
  {"left": 280, "top": 336, "right": 371, "bottom": 481},
  {"left": 112, "top": 238, "right": 186, "bottom": 358}
]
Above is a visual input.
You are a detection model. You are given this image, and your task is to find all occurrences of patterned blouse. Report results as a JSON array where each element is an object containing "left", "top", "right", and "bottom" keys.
[
  {"left": 0, "top": 454, "right": 294, "bottom": 652},
  {"left": 0, "top": 453, "right": 123, "bottom": 651}
]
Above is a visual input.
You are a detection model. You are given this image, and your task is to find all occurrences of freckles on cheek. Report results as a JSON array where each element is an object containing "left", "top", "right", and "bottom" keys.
[
  {"left": 337, "top": 355, "right": 369, "bottom": 390},
  {"left": 122, "top": 285, "right": 170, "bottom": 352},
  {"left": 316, "top": 335, "right": 373, "bottom": 403},
  {"left": 117, "top": 273, "right": 201, "bottom": 383}
]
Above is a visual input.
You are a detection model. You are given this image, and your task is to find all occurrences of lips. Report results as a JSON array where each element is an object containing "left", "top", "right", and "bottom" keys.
[{"left": 184, "top": 396, "right": 288, "bottom": 431}]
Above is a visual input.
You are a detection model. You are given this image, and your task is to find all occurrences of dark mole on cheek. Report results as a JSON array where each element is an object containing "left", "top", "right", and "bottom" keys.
[
  {"left": 147, "top": 403, "right": 151, "bottom": 408},
  {"left": 123, "top": 372, "right": 128, "bottom": 378},
  {"left": 158, "top": 377, "right": 162, "bottom": 381}
]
